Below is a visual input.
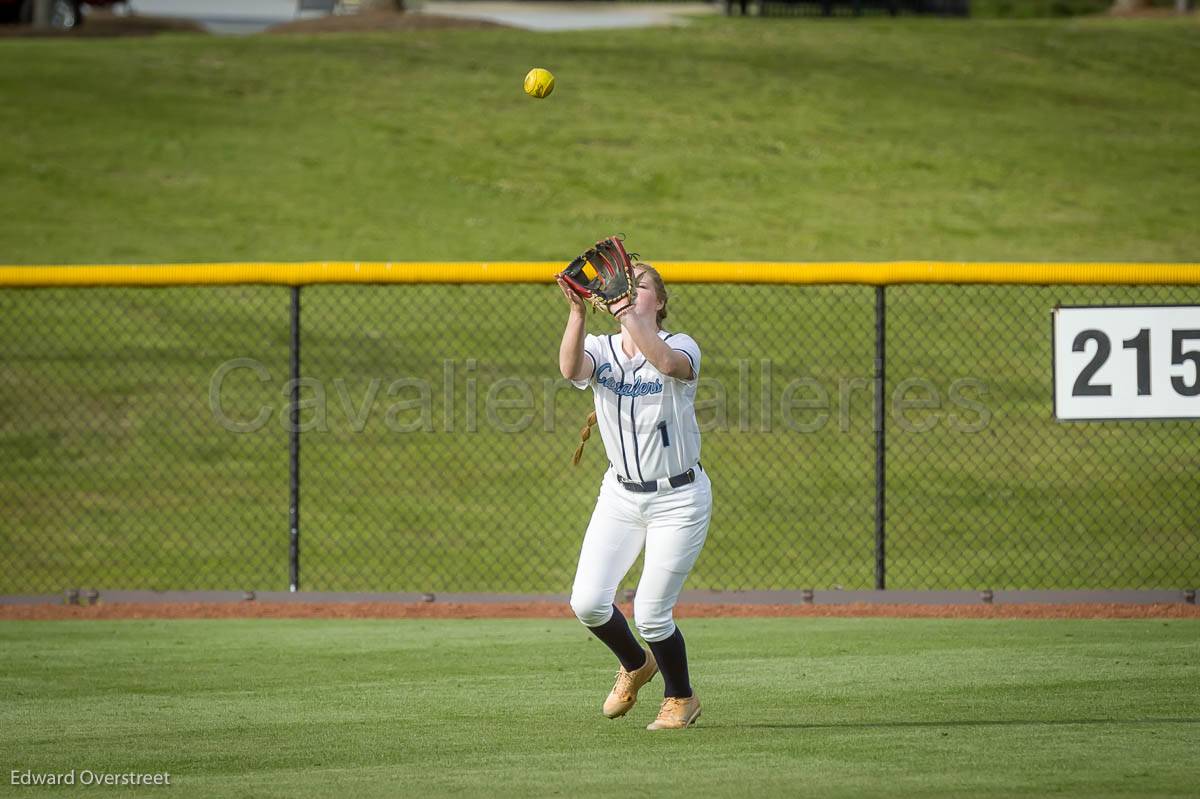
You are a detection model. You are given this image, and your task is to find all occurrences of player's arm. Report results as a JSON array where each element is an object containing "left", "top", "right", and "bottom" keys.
[
  {"left": 557, "top": 277, "right": 592, "bottom": 381},
  {"left": 617, "top": 311, "right": 693, "bottom": 380}
]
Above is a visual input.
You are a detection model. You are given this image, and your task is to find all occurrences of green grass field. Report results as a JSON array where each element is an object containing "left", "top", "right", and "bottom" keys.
[
  {"left": 1, "top": 18, "right": 1198, "bottom": 264},
  {"left": 1, "top": 19, "right": 1199, "bottom": 594},
  {"left": 1, "top": 617, "right": 1198, "bottom": 798}
]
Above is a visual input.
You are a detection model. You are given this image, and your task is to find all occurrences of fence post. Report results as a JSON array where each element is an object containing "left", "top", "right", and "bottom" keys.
[
  {"left": 289, "top": 286, "right": 302, "bottom": 592},
  {"left": 874, "top": 285, "right": 887, "bottom": 590}
]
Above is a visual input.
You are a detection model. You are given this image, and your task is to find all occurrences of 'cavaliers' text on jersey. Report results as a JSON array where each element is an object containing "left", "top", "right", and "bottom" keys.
[{"left": 572, "top": 331, "right": 702, "bottom": 482}]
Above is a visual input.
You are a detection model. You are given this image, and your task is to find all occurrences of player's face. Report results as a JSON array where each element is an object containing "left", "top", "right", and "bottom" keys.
[{"left": 632, "top": 269, "right": 663, "bottom": 319}]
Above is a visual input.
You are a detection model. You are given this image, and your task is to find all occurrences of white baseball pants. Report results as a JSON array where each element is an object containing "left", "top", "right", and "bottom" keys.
[{"left": 569, "top": 466, "right": 713, "bottom": 642}]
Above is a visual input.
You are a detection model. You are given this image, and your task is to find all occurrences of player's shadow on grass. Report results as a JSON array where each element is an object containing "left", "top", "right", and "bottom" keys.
[{"left": 716, "top": 717, "right": 1200, "bottom": 730}]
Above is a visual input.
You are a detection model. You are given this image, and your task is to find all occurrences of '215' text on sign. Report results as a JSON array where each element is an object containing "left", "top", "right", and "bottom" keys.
[{"left": 1053, "top": 306, "right": 1200, "bottom": 420}]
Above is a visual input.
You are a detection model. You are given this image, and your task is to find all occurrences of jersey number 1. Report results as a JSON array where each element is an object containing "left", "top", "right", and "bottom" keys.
[{"left": 655, "top": 421, "right": 670, "bottom": 447}]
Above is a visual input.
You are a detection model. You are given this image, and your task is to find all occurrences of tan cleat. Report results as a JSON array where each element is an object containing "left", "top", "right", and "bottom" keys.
[
  {"left": 602, "top": 649, "right": 658, "bottom": 719},
  {"left": 646, "top": 694, "right": 702, "bottom": 730}
]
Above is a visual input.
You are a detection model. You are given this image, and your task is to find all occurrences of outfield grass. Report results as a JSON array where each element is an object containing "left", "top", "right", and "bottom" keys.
[
  {"left": 1, "top": 617, "right": 1197, "bottom": 798},
  {"left": 1, "top": 19, "right": 1199, "bottom": 594}
]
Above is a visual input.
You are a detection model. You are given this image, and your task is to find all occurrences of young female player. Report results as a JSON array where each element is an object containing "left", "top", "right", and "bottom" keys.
[{"left": 555, "top": 263, "right": 713, "bottom": 731}]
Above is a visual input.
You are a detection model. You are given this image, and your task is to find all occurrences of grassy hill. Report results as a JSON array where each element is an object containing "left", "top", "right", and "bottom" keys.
[{"left": 0, "top": 17, "right": 1197, "bottom": 264}]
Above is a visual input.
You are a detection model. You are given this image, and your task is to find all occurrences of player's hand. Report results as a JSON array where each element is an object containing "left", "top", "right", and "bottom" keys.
[
  {"left": 609, "top": 299, "right": 634, "bottom": 321},
  {"left": 557, "top": 276, "right": 588, "bottom": 315},
  {"left": 610, "top": 293, "right": 649, "bottom": 326}
]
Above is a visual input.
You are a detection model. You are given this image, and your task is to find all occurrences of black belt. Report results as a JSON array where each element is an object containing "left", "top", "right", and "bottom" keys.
[{"left": 617, "top": 462, "right": 702, "bottom": 493}]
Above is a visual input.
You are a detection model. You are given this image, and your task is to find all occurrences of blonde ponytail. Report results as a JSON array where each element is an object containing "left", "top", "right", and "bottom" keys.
[{"left": 572, "top": 411, "right": 598, "bottom": 466}]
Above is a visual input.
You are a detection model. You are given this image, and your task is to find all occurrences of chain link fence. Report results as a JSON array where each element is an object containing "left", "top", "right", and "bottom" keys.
[{"left": 1, "top": 278, "right": 1197, "bottom": 594}]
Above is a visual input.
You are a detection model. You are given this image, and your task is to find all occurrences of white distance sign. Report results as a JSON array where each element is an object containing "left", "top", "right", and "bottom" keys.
[{"left": 1053, "top": 306, "right": 1200, "bottom": 420}]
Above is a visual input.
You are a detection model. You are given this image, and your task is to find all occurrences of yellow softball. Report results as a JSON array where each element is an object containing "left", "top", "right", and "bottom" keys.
[{"left": 524, "top": 68, "right": 555, "bottom": 99}]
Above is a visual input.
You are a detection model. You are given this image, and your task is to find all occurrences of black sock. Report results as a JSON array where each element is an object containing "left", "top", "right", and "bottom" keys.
[
  {"left": 586, "top": 605, "right": 647, "bottom": 672},
  {"left": 647, "top": 627, "right": 692, "bottom": 698}
]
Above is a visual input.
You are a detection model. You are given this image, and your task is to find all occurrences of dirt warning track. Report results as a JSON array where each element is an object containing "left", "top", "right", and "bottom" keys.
[{"left": 2, "top": 601, "right": 1197, "bottom": 621}]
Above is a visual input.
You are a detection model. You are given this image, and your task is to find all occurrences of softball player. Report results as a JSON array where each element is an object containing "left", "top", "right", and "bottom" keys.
[{"left": 555, "top": 263, "right": 712, "bottom": 731}]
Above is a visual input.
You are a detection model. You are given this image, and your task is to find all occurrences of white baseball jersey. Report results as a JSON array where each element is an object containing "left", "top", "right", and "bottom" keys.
[{"left": 572, "top": 330, "right": 702, "bottom": 483}]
